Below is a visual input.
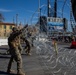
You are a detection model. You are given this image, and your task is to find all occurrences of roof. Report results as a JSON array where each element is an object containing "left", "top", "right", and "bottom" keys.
[{"left": 0, "top": 22, "right": 16, "bottom": 26}]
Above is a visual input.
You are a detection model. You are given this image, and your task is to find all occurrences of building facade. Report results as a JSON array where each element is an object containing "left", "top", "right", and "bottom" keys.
[{"left": 0, "top": 22, "right": 15, "bottom": 37}]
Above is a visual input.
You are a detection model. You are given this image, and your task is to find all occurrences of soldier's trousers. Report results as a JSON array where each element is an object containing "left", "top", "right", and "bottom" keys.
[
  {"left": 18, "top": 44, "right": 23, "bottom": 54},
  {"left": 24, "top": 40, "right": 31, "bottom": 53},
  {"left": 7, "top": 47, "right": 22, "bottom": 72}
]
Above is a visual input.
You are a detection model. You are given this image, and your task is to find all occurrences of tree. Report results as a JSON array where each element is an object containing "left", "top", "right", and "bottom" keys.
[{"left": 0, "top": 13, "right": 5, "bottom": 22}]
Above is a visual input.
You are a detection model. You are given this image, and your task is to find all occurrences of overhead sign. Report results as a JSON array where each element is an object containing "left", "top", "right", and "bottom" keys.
[
  {"left": 47, "top": 17, "right": 63, "bottom": 23},
  {"left": 47, "top": 17, "right": 64, "bottom": 31}
]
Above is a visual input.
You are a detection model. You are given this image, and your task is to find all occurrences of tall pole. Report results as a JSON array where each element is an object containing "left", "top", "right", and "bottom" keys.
[
  {"left": 16, "top": 14, "right": 18, "bottom": 26},
  {"left": 47, "top": 0, "right": 51, "bottom": 17},
  {"left": 54, "top": 0, "right": 57, "bottom": 17}
]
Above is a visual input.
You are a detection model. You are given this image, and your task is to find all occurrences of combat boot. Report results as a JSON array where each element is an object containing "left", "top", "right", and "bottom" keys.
[
  {"left": 17, "top": 70, "right": 25, "bottom": 75},
  {"left": 25, "top": 50, "right": 28, "bottom": 54},
  {"left": 7, "top": 69, "right": 16, "bottom": 74},
  {"left": 27, "top": 53, "right": 31, "bottom": 56}
]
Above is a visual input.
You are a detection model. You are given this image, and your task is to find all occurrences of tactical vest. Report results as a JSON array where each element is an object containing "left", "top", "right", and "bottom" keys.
[
  {"left": 11, "top": 36, "right": 20, "bottom": 47},
  {"left": 8, "top": 32, "right": 21, "bottom": 48}
]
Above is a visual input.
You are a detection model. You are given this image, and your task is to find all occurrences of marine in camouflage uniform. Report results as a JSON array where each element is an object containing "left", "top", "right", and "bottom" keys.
[
  {"left": 22, "top": 37, "right": 31, "bottom": 55},
  {"left": 7, "top": 25, "right": 28, "bottom": 75},
  {"left": 7, "top": 28, "right": 23, "bottom": 54},
  {"left": 23, "top": 28, "right": 36, "bottom": 55}
]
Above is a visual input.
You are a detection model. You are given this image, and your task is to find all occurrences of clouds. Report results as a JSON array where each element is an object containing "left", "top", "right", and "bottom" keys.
[{"left": 0, "top": 8, "right": 12, "bottom": 12}]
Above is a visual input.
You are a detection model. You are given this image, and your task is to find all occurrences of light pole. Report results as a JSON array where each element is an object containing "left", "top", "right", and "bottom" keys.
[
  {"left": 16, "top": 14, "right": 18, "bottom": 26},
  {"left": 38, "top": 0, "right": 46, "bottom": 33},
  {"left": 54, "top": 0, "right": 57, "bottom": 17}
]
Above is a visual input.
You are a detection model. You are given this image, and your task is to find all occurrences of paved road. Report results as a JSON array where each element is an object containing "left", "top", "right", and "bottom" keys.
[
  {"left": 0, "top": 45, "right": 45, "bottom": 75},
  {"left": 0, "top": 42, "right": 76, "bottom": 75}
]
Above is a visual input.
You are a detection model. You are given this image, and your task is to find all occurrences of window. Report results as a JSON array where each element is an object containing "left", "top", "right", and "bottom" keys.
[
  {"left": 10, "top": 26, "right": 12, "bottom": 29},
  {"left": 4, "top": 25, "right": 6, "bottom": 29}
]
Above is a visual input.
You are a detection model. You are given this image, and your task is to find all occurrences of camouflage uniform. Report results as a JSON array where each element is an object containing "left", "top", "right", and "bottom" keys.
[
  {"left": 19, "top": 31, "right": 32, "bottom": 55},
  {"left": 7, "top": 34, "right": 23, "bottom": 54},
  {"left": 7, "top": 27, "right": 26, "bottom": 75},
  {"left": 22, "top": 37, "right": 31, "bottom": 55}
]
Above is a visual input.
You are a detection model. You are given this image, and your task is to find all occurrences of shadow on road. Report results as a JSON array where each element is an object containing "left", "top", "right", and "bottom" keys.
[
  {"left": 0, "top": 71, "right": 16, "bottom": 75},
  {"left": 64, "top": 47, "right": 76, "bottom": 49},
  {"left": 0, "top": 48, "right": 8, "bottom": 50},
  {"left": 0, "top": 55, "right": 10, "bottom": 59}
]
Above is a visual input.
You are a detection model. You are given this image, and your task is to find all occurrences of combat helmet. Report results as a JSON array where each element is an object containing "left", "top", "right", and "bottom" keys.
[{"left": 12, "top": 27, "right": 18, "bottom": 32}]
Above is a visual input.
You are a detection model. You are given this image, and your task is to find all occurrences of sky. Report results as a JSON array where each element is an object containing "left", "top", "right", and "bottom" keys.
[{"left": 0, "top": 0, "right": 72, "bottom": 31}]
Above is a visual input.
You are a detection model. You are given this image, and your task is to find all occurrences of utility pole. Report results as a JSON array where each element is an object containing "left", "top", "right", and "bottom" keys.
[
  {"left": 54, "top": 0, "right": 57, "bottom": 17},
  {"left": 16, "top": 14, "right": 18, "bottom": 26},
  {"left": 47, "top": 0, "right": 51, "bottom": 17}
]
